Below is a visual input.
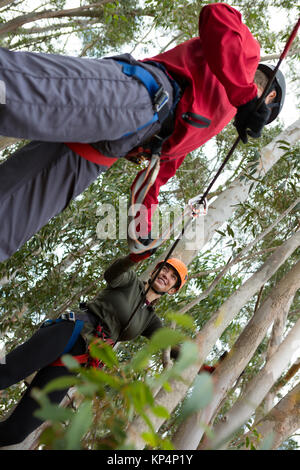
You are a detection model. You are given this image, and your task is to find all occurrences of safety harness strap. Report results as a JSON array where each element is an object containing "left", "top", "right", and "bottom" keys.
[
  {"left": 65, "top": 142, "right": 118, "bottom": 167},
  {"left": 41, "top": 312, "right": 85, "bottom": 366},
  {"left": 65, "top": 60, "right": 171, "bottom": 165},
  {"left": 116, "top": 60, "right": 170, "bottom": 126},
  {"left": 45, "top": 316, "right": 115, "bottom": 369},
  {"left": 61, "top": 318, "right": 85, "bottom": 355}
]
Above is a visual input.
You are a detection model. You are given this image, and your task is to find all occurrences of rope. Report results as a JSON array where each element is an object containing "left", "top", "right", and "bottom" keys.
[
  {"left": 119, "top": 18, "right": 300, "bottom": 341},
  {"left": 127, "top": 17, "right": 300, "bottom": 257}
]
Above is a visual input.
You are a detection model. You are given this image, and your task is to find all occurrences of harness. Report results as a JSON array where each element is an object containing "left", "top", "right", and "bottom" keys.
[
  {"left": 41, "top": 311, "right": 114, "bottom": 368},
  {"left": 65, "top": 59, "right": 180, "bottom": 168},
  {"left": 116, "top": 60, "right": 171, "bottom": 135}
]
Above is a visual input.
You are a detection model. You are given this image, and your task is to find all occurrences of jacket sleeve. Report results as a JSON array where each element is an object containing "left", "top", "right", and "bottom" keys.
[
  {"left": 131, "top": 154, "right": 186, "bottom": 234},
  {"left": 141, "top": 314, "right": 163, "bottom": 339},
  {"left": 199, "top": 3, "right": 260, "bottom": 107},
  {"left": 142, "top": 323, "right": 182, "bottom": 361},
  {"left": 104, "top": 255, "right": 137, "bottom": 288}
]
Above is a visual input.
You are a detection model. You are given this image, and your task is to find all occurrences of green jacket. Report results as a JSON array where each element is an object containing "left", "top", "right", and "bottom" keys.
[{"left": 86, "top": 256, "right": 162, "bottom": 342}]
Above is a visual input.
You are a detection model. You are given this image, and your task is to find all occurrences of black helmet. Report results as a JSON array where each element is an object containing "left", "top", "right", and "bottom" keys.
[{"left": 257, "top": 63, "right": 286, "bottom": 123}]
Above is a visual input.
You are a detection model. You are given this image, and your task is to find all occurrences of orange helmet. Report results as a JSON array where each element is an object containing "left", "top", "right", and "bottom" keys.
[{"left": 155, "top": 258, "right": 188, "bottom": 291}]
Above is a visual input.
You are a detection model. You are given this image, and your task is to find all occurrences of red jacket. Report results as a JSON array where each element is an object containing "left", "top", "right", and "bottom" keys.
[
  {"left": 133, "top": 2, "right": 260, "bottom": 231},
  {"left": 68, "top": 3, "right": 260, "bottom": 234}
]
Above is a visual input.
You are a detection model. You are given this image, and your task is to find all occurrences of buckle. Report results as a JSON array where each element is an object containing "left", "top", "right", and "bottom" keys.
[
  {"left": 60, "top": 312, "right": 76, "bottom": 322},
  {"left": 154, "top": 87, "right": 169, "bottom": 112},
  {"left": 68, "top": 311, "right": 76, "bottom": 322},
  {"left": 188, "top": 195, "right": 208, "bottom": 217}
]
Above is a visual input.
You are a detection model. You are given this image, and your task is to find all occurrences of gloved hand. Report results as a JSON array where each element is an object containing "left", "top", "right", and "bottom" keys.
[
  {"left": 129, "top": 234, "right": 158, "bottom": 263},
  {"left": 234, "top": 96, "right": 271, "bottom": 144},
  {"left": 129, "top": 251, "right": 152, "bottom": 263}
]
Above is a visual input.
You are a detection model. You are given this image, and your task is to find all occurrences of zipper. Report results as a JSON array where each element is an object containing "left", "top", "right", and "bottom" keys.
[{"left": 182, "top": 112, "right": 211, "bottom": 128}]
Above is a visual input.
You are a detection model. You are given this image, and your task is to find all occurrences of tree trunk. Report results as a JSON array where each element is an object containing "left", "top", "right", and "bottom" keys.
[
  {"left": 143, "top": 118, "right": 300, "bottom": 277},
  {"left": 255, "top": 293, "right": 293, "bottom": 420},
  {"left": 125, "top": 231, "right": 300, "bottom": 449},
  {"left": 177, "top": 197, "right": 299, "bottom": 315},
  {"left": 233, "top": 383, "right": 300, "bottom": 450},
  {"left": 199, "top": 317, "right": 300, "bottom": 450},
  {"left": 172, "top": 119, "right": 300, "bottom": 266},
  {"left": 272, "top": 359, "right": 300, "bottom": 396},
  {"left": 173, "top": 259, "right": 300, "bottom": 449}
]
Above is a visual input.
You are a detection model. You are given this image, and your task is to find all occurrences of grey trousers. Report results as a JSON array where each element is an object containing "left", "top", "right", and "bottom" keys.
[
  {"left": 0, "top": 141, "right": 104, "bottom": 261},
  {"left": 0, "top": 49, "right": 173, "bottom": 261},
  {"left": 0, "top": 48, "right": 172, "bottom": 155}
]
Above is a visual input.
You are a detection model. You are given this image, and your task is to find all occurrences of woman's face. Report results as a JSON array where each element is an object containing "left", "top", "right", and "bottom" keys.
[{"left": 151, "top": 264, "right": 179, "bottom": 294}]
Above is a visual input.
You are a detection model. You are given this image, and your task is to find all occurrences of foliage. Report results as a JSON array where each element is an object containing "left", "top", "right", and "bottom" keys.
[
  {"left": 31, "top": 323, "right": 214, "bottom": 450},
  {"left": 0, "top": 0, "right": 299, "bottom": 451}
]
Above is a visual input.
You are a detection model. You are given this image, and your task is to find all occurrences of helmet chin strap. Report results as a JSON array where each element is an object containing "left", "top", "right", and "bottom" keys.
[{"left": 148, "top": 279, "right": 167, "bottom": 296}]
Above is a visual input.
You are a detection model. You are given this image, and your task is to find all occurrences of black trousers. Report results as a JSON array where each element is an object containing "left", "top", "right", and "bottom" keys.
[{"left": 0, "top": 321, "right": 86, "bottom": 446}]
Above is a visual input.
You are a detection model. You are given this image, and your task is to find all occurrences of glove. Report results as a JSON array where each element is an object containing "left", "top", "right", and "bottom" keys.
[
  {"left": 129, "top": 234, "right": 158, "bottom": 263},
  {"left": 234, "top": 96, "right": 271, "bottom": 144},
  {"left": 129, "top": 251, "right": 151, "bottom": 263}
]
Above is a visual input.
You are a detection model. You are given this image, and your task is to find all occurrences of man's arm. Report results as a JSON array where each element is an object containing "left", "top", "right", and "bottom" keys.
[
  {"left": 131, "top": 154, "right": 186, "bottom": 235},
  {"left": 103, "top": 255, "right": 137, "bottom": 288},
  {"left": 199, "top": 3, "right": 260, "bottom": 107}
]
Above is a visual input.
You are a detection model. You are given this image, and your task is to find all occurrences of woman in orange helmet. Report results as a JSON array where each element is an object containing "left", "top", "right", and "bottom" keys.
[{"left": 0, "top": 253, "right": 188, "bottom": 446}]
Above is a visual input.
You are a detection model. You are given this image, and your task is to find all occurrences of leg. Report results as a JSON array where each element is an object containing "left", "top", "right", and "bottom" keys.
[
  {"left": 0, "top": 321, "right": 86, "bottom": 446},
  {"left": 0, "top": 141, "right": 103, "bottom": 262},
  {"left": 0, "top": 320, "right": 83, "bottom": 389},
  {"left": 0, "top": 48, "right": 157, "bottom": 143}
]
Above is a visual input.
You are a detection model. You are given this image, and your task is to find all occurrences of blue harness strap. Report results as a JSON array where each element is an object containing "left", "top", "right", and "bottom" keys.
[
  {"left": 116, "top": 60, "right": 170, "bottom": 137},
  {"left": 41, "top": 313, "right": 85, "bottom": 355},
  {"left": 61, "top": 319, "right": 85, "bottom": 355},
  {"left": 118, "top": 61, "right": 162, "bottom": 97}
]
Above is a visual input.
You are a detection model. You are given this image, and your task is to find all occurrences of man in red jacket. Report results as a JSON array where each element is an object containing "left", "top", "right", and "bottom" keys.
[{"left": 0, "top": 3, "right": 285, "bottom": 261}]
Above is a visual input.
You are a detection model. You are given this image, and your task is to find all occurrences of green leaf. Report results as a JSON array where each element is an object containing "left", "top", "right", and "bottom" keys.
[
  {"left": 179, "top": 372, "right": 213, "bottom": 421},
  {"left": 61, "top": 354, "right": 81, "bottom": 370},
  {"left": 142, "top": 432, "right": 158, "bottom": 447},
  {"left": 43, "top": 375, "right": 81, "bottom": 395},
  {"left": 130, "top": 346, "right": 152, "bottom": 371},
  {"left": 148, "top": 328, "right": 186, "bottom": 354},
  {"left": 125, "top": 381, "right": 154, "bottom": 412},
  {"left": 89, "top": 340, "right": 119, "bottom": 369},
  {"left": 172, "top": 341, "right": 199, "bottom": 375},
  {"left": 65, "top": 400, "right": 93, "bottom": 450},
  {"left": 160, "top": 438, "right": 175, "bottom": 450},
  {"left": 130, "top": 328, "right": 186, "bottom": 371},
  {"left": 151, "top": 405, "right": 170, "bottom": 419},
  {"left": 227, "top": 224, "right": 234, "bottom": 238},
  {"left": 32, "top": 388, "right": 73, "bottom": 423},
  {"left": 76, "top": 382, "right": 100, "bottom": 397},
  {"left": 166, "top": 312, "right": 196, "bottom": 331},
  {"left": 215, "top": 230, "right": 226, "bottom": 236},
  {"left": 162, "top": 381, "right": 172, "bottom": 392},
  {"left": 91, "top": 369, "right": 122, "bottom": 390}
]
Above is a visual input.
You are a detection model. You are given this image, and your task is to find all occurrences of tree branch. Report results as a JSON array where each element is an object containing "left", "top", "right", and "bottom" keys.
[
  {"left": 190, "top": 247, "right": 277, "bottom": 279},
  {"left": 0, "top": 0, "right": 15, "bottom": 9},
  {"left": 0, "top": 1, "right": 112, "bottom": 37},
  {"left": 180, "top": 197, "right": 300, "bottom": 315}
]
